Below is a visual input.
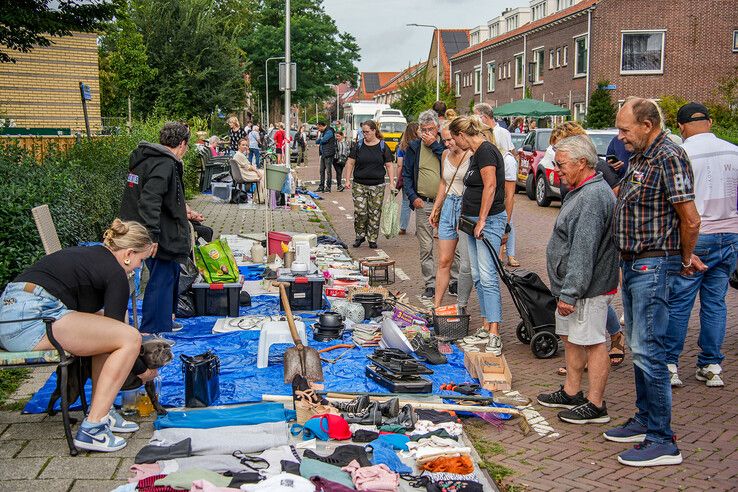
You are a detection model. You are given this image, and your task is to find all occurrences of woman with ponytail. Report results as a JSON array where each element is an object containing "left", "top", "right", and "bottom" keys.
[
  {"left": 0, "top": 219, "right": 154, "bottom": 452},
  {"left": 449, "top": 115, "right": 508, "bottom": 356}
]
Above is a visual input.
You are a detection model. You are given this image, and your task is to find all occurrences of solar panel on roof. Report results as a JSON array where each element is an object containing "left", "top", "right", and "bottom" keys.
[
  {"left": 364, "top": 73, "right": 381, "bottom": 93},
  {"left": 441, "top": 31, "right": 469, "bottom": 58}
]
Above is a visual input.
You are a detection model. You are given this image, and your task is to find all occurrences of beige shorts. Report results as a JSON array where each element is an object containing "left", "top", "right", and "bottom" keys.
[{"left": 555, "top": 295, "right": 612, "bottom": 346}]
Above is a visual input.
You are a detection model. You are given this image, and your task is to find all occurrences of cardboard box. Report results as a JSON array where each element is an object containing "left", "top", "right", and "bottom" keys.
[{"left": 464, "top": 352, "right": 513, "bottom": 391}]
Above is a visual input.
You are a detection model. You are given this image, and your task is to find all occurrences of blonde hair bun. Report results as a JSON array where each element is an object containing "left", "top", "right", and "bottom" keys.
[{"left": 103, "top": 219, "right": 152, "bottom": 252}]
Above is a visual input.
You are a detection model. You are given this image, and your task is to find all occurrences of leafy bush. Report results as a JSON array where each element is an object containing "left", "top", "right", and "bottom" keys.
[{"left": 0, "top": 119, "right": 202, "bottom": 287}]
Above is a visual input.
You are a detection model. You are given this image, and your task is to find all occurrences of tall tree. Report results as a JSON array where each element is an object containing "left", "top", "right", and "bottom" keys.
[
  {"left": 396, "top": 70, "right": 455, "bottom": 121},
  {"left": 241, "top": 0, "right": 360, "bottom": 121},
  {"left": 99, "top": 16, "right": 157, "bottom": 120},
  {"left": 130, "top": 0, "right": 247, "bottom": 119},
  {"left": 585, "top": 81, "right": 616, "bottom": 129},
  {"left": 0, "top": 0, "right": 120, "bottom": 63}
]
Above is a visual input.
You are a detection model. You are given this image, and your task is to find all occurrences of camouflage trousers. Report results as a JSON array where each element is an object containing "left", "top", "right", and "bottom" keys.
[{"left": 352, "top": 182, "right": 385, "bottom": 242}]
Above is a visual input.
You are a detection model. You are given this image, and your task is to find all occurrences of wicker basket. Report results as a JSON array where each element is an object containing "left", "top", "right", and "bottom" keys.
[
  {"left": 432, "top": 312, "right": 471, "bottom": 341},
  {"left": 347, "top": 285, "right": 389, "bottom": 300}
]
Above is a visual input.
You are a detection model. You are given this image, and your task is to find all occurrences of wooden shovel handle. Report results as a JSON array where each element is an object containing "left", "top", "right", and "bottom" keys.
[{"left": 274, "top": 281, "right": 302, "bottom": 347}]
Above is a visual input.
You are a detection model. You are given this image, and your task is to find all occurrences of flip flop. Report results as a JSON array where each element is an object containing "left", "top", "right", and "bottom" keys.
[{"left": 609, "top": 332, "right": 626, "bottom": 367}]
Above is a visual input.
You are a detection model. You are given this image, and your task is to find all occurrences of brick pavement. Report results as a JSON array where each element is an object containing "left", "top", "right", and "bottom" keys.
[{"left": 293, "top": 144, "right": 738, "bottom": 491}]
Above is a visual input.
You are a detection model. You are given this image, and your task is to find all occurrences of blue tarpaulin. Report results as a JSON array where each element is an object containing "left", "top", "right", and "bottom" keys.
[{"left": 24, "top": 294, "right": 501, "bottom": 415}]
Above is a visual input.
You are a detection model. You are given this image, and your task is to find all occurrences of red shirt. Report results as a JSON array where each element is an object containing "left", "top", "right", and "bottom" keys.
[{"left": 274, "top": 130, "right": 286, "bottom": 148}]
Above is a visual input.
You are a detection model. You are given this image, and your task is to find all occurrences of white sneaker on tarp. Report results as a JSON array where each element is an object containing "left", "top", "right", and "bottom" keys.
[{"left": 696, "top": 364, "right": 724, "bottom": 387}]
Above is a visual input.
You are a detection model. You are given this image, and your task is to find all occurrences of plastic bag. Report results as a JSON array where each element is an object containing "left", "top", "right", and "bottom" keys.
[
  {"left": 194, "top": 238, "right": 240, "bottom": 283},
  {"left": 380, "top": 191, "right": 400, "bottom": 239}
]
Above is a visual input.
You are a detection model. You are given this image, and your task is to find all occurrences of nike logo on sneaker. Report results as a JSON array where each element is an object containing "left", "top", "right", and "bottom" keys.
[{"left": 81, "top": 429, "right": 108, "bottom": 443}]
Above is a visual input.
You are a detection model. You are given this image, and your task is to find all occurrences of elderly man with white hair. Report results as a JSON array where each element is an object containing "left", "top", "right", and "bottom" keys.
[{"left": 537, "top": 134, "right": 619, "bottom": 426}]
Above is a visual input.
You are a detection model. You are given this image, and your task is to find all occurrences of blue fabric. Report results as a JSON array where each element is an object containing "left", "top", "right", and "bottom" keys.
[
  {"left": 142, "top": 257, "right": 180, "bottom": 333},
  {"left": 399, "top": 189, "right": 412, "bottom": 231},
  {"left": 606, "top": 305, "right": 620, "bottom": 336},
  {"left": 369, "top": 439, "right": 411, "bottom": 474},
  {"left": 303, "top": 417, "right": 330, "bottom": 441},
  {"left": 238, "top": 264, "right": 266, "bottom": 281},
  {"left": 438, "top": 194, "right": 462, "bottom": 241},
  {"left": 24, "top": 292, "right": 493, "bottom": 414},
  {"left": 466, "top": 212, "right": 507, "bottom": 323},
  {"left": 666, "top": 232, "right": 738, "bottom": 367},
  {"left": 0, "top": 283, "right": 72, "bottom": 351},
  {"left": 374, "top": 433, "right": 410, "bottom": 451},
  {"left": 153, "top": 402, "right": 291, "bottom": 430},
  {"left": 606, "top": 137, "right": 632, "bottom": 178},
  {"left": 402, "top": 138, "right": 445, "bottom": 208},
  {"left": 621, "top": 255, "right": 681, "bottom": 444}
]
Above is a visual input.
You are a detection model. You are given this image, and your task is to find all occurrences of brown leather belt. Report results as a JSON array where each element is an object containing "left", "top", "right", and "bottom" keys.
[
  {"left": 22, "top": 282, "right": 37, "bottom": 294},
  {"left": 620, "top": 250, "right": 680, "bottom": 261}
]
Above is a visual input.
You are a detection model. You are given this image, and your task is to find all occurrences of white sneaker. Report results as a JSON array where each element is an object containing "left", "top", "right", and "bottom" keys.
[
  {"left": 462, "top": 329, "right": 489, "bottom": 345},
  {"left": 485, "top": 334, "right": 502, "bottom": 355},
  {"left": 696, "top": 364, "right": 724, "bottom": 387},
  {"left": 667, "top": 364, "right": 683, "bottom": 387}
]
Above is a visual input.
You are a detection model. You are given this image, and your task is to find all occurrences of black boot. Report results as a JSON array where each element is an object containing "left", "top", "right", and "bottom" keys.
[
  {"left": 342, "top": 401, "right": 382, "bottom": 425},
  {"left": 386, "top": 404, "right": 416, "bottom": 430},
  {"left": 331, "top": 395, "right": 370, "bottom": 414},
  {"left": 352, "top": 237, "right": 365, "bottom": 248},
  {"left": 377, "top": 397, "right": 400, "bottom": 419}
]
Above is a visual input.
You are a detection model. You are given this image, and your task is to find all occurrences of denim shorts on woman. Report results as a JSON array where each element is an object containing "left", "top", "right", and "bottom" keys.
[
  {"left": 438, "top": 194, "right": 463, "bottom": 240},
  {"left": 0, "top": 282, "right": 72, "bottom": 351}
]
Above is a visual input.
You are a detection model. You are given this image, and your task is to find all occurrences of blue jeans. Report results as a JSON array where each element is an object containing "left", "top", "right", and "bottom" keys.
[
  {"left": 248, "top": 148, "right": 261, "bottom": 169},
  {"left": 466, "top": 212, "right": 507, "bottom": 323},
  {"left": 621, "top": 255, "right": 682, "bottom": 444},
  {"left": 142, "top": 258, "right": 181, "bottom": 333},
  {"left": 666, "top": 233, "right": 738, "bottom": 368},
  {"left": 400, "top": 189, "right": 412, "bottom": 231},
  {"left": 606, "top": 305, "right": 620, "bottom": 336},
  {"left": 0, "top": 283, "right": 72, "bottom": 351},
  {"left": 506, "top": 219, "right": 516, "bottom": 257}
]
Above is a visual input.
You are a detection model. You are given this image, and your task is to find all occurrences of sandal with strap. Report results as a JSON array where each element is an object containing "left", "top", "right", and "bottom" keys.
[{"left": 609, "top": 331, "right": 626, "bottom": 367}]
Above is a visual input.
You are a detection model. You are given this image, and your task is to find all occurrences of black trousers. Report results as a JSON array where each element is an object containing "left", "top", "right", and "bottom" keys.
[
  {"left": 333, "top": 161, "right": 345, "bottom": 188},
  {"left": 319, "top": 155, "right": 334, "bottom": 189}
]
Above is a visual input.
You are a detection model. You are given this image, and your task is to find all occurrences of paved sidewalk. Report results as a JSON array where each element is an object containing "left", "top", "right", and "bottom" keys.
[{"left": 292, "top": 144, "right": 738, "bottom": 491}]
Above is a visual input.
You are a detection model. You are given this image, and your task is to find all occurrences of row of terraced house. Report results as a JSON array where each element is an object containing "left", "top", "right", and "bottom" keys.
[{"left": 359, "top": 0, "right": 738, "bottom": 121}]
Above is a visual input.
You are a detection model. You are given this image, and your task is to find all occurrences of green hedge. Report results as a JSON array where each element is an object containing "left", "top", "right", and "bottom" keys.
[{"left": 0, "top": 120, "right": 202, "bottom": 287}]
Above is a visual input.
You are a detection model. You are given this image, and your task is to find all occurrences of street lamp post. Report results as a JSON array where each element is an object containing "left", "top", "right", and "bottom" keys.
[
  {"left": 284, "top": 0, "right": 292, "bottom": 164},
  {"left": 407, "top": 23, "right": 440, "bottom": 101},
  {"left": 265, "top": 56, "right": 285, "bottom": 127}
]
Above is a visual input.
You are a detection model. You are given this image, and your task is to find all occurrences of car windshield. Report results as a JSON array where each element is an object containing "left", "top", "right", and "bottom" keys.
[
  {"left": 588, "top": 133, "right": 617, "bottom": 156},
  {"left": 510, "top": 134, "right": 526, "bottom": 150},
  {"left": 536, "top": 130, "right": 552, "bottom": 151},
  {"left": 380, "top": 122, "right": 407, "bottom": 134}
]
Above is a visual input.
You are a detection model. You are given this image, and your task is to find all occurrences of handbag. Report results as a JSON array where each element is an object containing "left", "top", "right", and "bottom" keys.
[
  {"left": 181, "top": 350, "right": 220, "bottom": 407},
  {"left": 458, "top": 215, "right": 477, "bottom": 237},
  {"left": 430, "top": 151, "right": 468, "bottom": 225}
]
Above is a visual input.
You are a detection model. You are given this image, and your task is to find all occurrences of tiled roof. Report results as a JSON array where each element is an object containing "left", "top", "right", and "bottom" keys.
[
  {"left": 450, "top": 0, "right": 597, "bottom": 61},
  {"left": 359, "top": 72, "right": 400, "bottom": 97},
  {"left": 373, "top": 62, "right": 426, "bottom": 96}
]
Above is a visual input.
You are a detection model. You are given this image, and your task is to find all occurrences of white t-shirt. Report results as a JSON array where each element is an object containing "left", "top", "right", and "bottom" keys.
[
  {"left": 503, "top": 152, "right": 518, "bottom": 182},
  {"left": 681, "top": 132, "right": 738, "bottom": 234},
  {"left": 493, "top": 124, "right": 515, "bottom": 154},
  {"left": 442, "top": 152, "right": 470, "bottom": 196}
]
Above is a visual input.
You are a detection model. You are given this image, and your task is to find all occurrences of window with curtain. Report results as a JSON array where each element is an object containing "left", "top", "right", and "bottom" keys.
[
  {"left": 455, "top": 73, "right": 461, "bottom": 96},
  {"left": 621, "top": 31, "right": 665, "bottom": 73},
  {"left": 575, "top": 36, "right": 587, "bottom": 76},
  {"left": 514, "top": 54, "right": 524, "bottom": 87},
  {"left": 487, "top": 62, "right": 496, "bottom": 92},
  {"left": 474, "top": 67, "right": 482, "bottom": 94},
  {"left": 533, "top": 49, "right": 544, "bottom": 83}
]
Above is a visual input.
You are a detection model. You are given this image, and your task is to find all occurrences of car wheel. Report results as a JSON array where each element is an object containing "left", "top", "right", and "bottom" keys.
[
  {"left": 536, "top": 172, "right": 552, "bottom": 207},
  {"left": 525, "top": 173, "right": 536, "bottom": 200}
]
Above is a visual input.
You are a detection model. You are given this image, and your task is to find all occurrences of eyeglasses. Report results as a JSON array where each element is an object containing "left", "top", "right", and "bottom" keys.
[{"left": 420, "top": 127, "right": 436, "bottom": 134}]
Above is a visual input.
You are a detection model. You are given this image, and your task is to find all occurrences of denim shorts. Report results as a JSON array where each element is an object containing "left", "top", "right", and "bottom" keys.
[
  {"left": 438, "top": 194, "right": 463, "bottom": 241},
  {"left": 0, "top": 282, "right": 72, "bottom": 351}
]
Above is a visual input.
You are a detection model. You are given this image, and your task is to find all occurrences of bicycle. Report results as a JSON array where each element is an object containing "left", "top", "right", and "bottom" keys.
[{"left": 261, "top": 147, "right": 277, "bottom": 166}]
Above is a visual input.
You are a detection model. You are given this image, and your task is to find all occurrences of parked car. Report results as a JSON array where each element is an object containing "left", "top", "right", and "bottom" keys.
[
  {"left": 308, "top": 125, "right": 319, "bottom": 140},
  {"left": 517, "top": 128, "right": 554, "bottom": 206},
  {"left": 587, "top": 128, "right": 619, "bottom": 160},
  {"left": 510, "top": 133, "right": 527, "bottom": 191}
]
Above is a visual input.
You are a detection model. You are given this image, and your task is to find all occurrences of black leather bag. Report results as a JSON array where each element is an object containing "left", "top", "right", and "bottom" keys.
[
  {"left": 181, "top": 350, "right": 220, "bottom": 407},
  {"left": 458, "top": 215, "right": 477, "bottom": 237}
]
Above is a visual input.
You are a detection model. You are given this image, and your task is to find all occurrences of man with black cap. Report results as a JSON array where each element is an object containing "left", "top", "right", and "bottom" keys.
[{"left": 664, "top": 102, "right": 738, "bottom": 388}]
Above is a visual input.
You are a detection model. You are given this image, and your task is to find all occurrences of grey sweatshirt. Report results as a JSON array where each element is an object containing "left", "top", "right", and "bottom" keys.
[{"left": 546, "top": 173, "right": 619, "bottom": 305}]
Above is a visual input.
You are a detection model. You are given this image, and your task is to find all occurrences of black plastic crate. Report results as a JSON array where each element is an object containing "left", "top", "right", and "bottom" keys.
[
  {"left": 278, "top": 275, "right": 324, "bottom": 311},
  {"left": 432, "top": 312, "right": 471, "bottom": 341},
  {"left": 192, "top": 281, "right": 242, "bottom": 316}
]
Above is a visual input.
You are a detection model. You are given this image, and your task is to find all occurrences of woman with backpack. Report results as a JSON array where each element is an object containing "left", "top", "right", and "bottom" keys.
[{"left": 344, "top": 120, "right": 395, "bottom": 249}]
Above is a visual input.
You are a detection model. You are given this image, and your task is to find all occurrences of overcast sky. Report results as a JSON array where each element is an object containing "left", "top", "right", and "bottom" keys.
[{"left": 322, "top": 0, "right": 521, "bottom": 72}]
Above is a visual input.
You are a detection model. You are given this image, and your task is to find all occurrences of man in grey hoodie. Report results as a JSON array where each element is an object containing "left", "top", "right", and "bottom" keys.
[{"left": 537, "top": 135, "right": 619, "bottom": 425}]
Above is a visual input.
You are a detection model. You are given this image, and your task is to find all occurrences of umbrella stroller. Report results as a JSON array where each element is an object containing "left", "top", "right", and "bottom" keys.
[{"left": 484, "top": 236, "right": 559, "bottom": 358}]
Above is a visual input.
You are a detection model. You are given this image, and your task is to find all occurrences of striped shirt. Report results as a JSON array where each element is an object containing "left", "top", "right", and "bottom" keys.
[{"left": 613, "top": 132, "right": 695, "bottom": 254}]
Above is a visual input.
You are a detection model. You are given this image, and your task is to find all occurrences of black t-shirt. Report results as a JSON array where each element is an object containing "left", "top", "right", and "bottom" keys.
[
  {"left": 348, "top": 141, "right": 394, "bottom": 186},
  {"left": 15, "top": 245, "right": 130, "bottom": 321},
  {"left": 461, "top": 140, "right": 506, "bottom": 217},
  {"left": 595, "top": 160, "right": 620, "bottom": 189}
]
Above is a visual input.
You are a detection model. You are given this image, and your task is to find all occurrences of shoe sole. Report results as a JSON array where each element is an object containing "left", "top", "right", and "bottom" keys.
[
  {"left": 108, "top": 424, "right": 139, "bottom": 433},
  {"left": 73, "top": 438, "right": 127, "bottom": 452},
  {"left": 618, "top": 452, "right": 682, "bottom": 467},
  {"left": 559, "top": 414, "right": 611, "bottom": 424},
  {"left": 602, "top": 432, "right": 646, "bottom": 443},
  {"left": 537, "top": 399, "right": 579, "bottom": 409},
  {"left": 695, "top": 374, "right": 724, "bottom": 386}
]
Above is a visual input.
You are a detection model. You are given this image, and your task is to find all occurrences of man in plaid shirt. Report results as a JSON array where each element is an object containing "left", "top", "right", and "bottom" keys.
[{"left": 604, "top": 98, "right": 706, "bottom": 467}]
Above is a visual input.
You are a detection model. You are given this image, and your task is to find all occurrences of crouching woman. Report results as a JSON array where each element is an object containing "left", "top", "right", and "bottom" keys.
[{"left": 0, "top": 219, "right": 155, "bottom": 452}]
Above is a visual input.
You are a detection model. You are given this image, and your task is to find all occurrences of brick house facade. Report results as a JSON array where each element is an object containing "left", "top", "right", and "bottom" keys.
[
  {"left": 451, "top": 0, "right": 738, "bottom": 120},
  {"left": 0, "top": 32, "right": 102, "bottom": 132}
]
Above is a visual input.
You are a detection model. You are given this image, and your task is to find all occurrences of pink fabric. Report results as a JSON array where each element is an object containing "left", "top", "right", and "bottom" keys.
[
  {"left": 128, "top": 463, "right": 162, "bottom": 483},
  {"left": 342, "top": 460, "right": 399, "bottom": 491},
  {"left": 190, "top": 479, "right": 241, "bottom": 492}
]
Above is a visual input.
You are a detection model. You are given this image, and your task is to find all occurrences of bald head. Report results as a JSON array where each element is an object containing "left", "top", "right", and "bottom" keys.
[{"left": 616, "top": 97, "right": 663, "bottom": 153}]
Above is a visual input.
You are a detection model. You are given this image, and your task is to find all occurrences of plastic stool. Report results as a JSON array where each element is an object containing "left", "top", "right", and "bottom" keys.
[{"left": 257, "top": 320, "right": 308, "bottom": 368}]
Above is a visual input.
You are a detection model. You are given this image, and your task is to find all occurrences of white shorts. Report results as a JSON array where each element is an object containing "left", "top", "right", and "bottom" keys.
[{"left": 555, "top": 295, "right": 612, "bottom": 346}]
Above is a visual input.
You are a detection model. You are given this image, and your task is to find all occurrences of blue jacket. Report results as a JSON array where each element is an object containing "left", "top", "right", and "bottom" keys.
[
  {"left": 606, "top": 136, "right": 632, "bottom": 178},
  {"left": 402, "top": 138, "right": 445, "bottom": 210},
  {"left": 315, "top": 127, "right": 336, "bottom": 157}
]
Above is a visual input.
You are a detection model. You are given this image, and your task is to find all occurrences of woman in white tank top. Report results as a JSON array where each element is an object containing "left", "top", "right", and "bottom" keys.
[{"left": 428, "top": 123, "right": 472, "bottom": 308}]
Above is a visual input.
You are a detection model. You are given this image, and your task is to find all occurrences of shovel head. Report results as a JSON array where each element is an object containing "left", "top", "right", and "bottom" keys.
[{"left": 284, "top": 344, "right": 324, "bottom": 383}]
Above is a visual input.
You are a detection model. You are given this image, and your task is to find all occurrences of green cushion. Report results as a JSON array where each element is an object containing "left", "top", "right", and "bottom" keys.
[{"left": 0, "top": 349, "right": 60, "bottom": 366}]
